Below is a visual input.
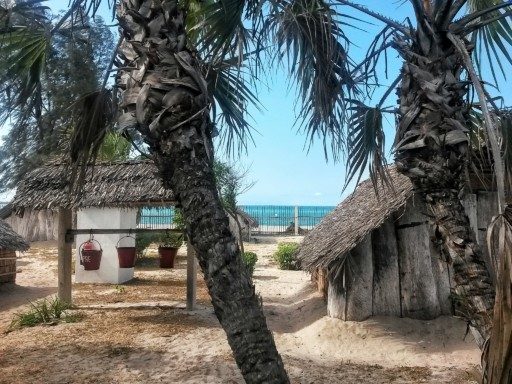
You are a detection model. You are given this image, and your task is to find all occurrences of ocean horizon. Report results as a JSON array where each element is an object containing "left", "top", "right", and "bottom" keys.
[{"left": 139, "top": 204, "right": 335, "bottom": 230}]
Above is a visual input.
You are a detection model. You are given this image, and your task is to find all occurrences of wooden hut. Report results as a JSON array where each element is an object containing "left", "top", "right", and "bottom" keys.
[
  {"left": 5, "top": 160, "right": 177, "bottom": 241},
  {"left": 10, "top": 160, "right": 176, "bottom": 284},
  {"left": 298, "top": 167, "right": 498, "bottom": 321},
  {"left": 0, "top": 219, "right": 29, "bottom": 284}
]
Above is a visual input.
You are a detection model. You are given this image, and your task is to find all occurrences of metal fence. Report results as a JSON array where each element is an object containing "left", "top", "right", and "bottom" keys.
[
  {"left": 240, "top": 205, "right": 335, "bottom": 235},
  {"left": 137, "top": 207, "right": 178, "bottom": 229},
  {"left": 137, "top": 205, "right": 335, "bottom": 235}
]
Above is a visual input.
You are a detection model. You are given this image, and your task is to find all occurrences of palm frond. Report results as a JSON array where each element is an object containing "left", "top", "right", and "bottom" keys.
[
  {"left": 268, "top": 0, "right": 356, "bottom": 160},
  {"left": 497, "top": 109, "right": 512, "bottom": 192},
  {"left": 190, "top": 0, "right": 256, "bottom": 65},
  {"left": 482, "top": 205, "right": 512, "bottom": 384},
  {"left": 205, "top": 57, "right": 261, "bottom": 156},
  {"left": 0, "top": 26, "right": 50, "bottom": 125},
  {"left": 462, "top": 0, "right": 512, "bottom": 84},
  {"left": 353, "top": 25, "right": 398, "bottom": 92},
  {"left": 345, "top": 101, "right": 390, "bottom": 192},
  {"left": 0, "top": 0, "right": 49, "bottom": 31},
  {"left": 69, "top": 88, "right": 116, "bottom": 183}
]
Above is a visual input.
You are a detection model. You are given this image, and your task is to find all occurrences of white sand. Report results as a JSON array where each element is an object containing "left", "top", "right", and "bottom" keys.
[{"left": 0, "top": 236, "right": 480, "bottom": 383}]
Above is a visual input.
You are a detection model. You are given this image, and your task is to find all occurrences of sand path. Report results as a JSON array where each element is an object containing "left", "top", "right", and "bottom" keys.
[{"left": 0, "top": 236, "right": 480, "bottom": 383}]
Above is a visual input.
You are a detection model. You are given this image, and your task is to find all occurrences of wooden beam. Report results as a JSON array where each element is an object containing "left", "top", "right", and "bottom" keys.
[
  {"left": 58, "top": 207, "right": 73, "bottom": 304},
  {"left": 65, "top": 228, "right": 184, "bottom": 243},
  {"left": 186, "top": 241, "right": 197, "bottom": 311}
]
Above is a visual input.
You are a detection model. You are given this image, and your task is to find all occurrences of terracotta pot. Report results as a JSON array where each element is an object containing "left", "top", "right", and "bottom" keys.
[{"left": 158, "top": 247, "right": 178, "bottom": 268}]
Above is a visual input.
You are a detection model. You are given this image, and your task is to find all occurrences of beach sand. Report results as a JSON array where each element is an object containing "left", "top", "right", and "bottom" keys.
[{"left": 0, "top": 236, "right": 480, "bottom": 383}]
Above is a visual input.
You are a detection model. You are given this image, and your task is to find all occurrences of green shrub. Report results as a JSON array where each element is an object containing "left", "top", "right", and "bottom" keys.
[
  {"left": 273, "top": 242, "right": 300, "bottom": 270},
  {"left": 7, "top": 297, "right": 83, "bottom": 333},
  {"left": 135, "top": 232, "right": 159, "bottom": 257},
  {"left": 158, "top": 231, "right": 184, "bottom": 248},
  {"left": 242, "top": 252, "right": 258, "bottom": 276}
]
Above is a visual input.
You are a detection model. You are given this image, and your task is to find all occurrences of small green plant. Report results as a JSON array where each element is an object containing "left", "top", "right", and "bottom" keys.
[
  {"left": 158, "top": 231, "right": 184, "bottom": 248},
  {"left": 7, "top": 297, "right": 83, "bottom": 333},
  {"left": 273, "top": 242, "right": 300, "bottom": 270},
  {"left": 115, "top": 285, "right": 126, "bottom": 294},
  {"left": 135, "top": 232, "right": 159, "bottom": 257},
  {"left": 172, "top": 208, "right": 185, "bottom": 231},
  {"left": 242, "top": 252, "right": 258, "bottom": 276}
]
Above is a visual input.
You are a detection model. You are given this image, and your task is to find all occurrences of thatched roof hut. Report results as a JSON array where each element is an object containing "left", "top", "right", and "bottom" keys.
[
  {"left": 11, "top": 160, "right": 175, "bottom": 212},
  {"left": 0, "top": 220, "right": 29, "bottom": 252},
  {"left": 299, "top": 167, "right": 412, "bottom": 272},
  {"left": 298, "top": 167, "right": 498, "bottom": 322},
  {"left": 0, "top": 219, "right": 29, "bottom": 284}
]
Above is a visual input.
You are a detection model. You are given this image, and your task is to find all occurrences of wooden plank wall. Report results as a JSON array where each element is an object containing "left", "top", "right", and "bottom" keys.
[
  {"left": 326, "top": 191, "right": 497, "bottom": 321},
  {"left": 327, "top": 233, "right": 373, "bottom": 321},
  {"left": 6, "top": 209, "right": 59, "bottom": 242},
  {"left": 372, "top": 220, "right": 401, "bottom": 316},
  {"left": 395, "top": 195, "right": 443, "bottom": 319},
  {"left": 0, "top": 249, "right": 16, "bottom": 283}
]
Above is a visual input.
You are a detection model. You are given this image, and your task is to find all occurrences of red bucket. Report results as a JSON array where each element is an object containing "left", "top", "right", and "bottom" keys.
[
  {"left": 79, "top": 239, "right": 102, "bottom": 271},
  {"left": 116, "top": 235, "right": 136, "bottom": 268}
]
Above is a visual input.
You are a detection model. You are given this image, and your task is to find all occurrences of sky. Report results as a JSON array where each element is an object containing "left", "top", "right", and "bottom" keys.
[{"left": 1, "top": 1, "right": 511, "bottom": 206}]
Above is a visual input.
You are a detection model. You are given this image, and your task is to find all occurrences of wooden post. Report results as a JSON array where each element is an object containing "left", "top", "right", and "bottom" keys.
[
  {"left": 58, "top": 207, "right": 73, "bottom": 304},
  {"left": 186, "top": 241, "right": 197, "bottom": 310},
  {"left": 294, "top": 206, "right": 299, "bottom": 236}
]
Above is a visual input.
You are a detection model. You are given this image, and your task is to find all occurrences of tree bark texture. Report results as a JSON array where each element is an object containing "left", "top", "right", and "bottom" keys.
[
  {"left": 394, "top": 21, "right": 495, "bottom": 346},
  {"left": 115, "top": 1, "right": 288, "bottom": 382}
]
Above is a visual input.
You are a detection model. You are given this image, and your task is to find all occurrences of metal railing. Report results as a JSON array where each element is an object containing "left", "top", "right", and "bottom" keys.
[
  {"left": 137, "top": 205, "right": 335, "bottom": 235},
  {"left": 137, "top": 206, "right": 179, "bottom": 229},
  {"left": 240, "top": 205, "right": 335, "bottom": 235}
]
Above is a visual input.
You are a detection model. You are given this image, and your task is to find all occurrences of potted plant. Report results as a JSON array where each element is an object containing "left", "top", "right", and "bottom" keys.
[{"left": 158, "top": 231, "right": 183, "bottom": 268}]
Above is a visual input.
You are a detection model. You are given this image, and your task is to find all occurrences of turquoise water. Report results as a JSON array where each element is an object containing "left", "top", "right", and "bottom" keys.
[
  {"left": 139, "top": 205, "right": 335, "bottom": 228},
  {"left": 240, "top": 205, "right": 335, "bottom": 227}
]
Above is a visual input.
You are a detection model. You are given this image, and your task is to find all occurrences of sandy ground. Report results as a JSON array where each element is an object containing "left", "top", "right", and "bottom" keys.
[{"left": 0, "top": 236, "right": 481, "bottom": 383}]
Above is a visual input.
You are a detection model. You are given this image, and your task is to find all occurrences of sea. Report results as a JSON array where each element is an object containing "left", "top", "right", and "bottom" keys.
[
  {"left": 240, "top": 205, "right": 335, "bottom": 228},
  {"left": 139, "top": 205, "right": 335, "bottom": 231}
]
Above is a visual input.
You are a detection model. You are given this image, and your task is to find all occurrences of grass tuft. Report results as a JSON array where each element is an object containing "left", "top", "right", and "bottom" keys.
[{"left": 6, "top": 297, "right": 83, "bottom": 333}]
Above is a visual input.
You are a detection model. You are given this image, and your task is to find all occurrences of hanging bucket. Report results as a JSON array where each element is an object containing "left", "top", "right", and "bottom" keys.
[
  {"left": 116, "top": 235, "right": 137, "bottom": 268},
  {"left": 79, "top": 238, "right": 102, "bottom": 271}
]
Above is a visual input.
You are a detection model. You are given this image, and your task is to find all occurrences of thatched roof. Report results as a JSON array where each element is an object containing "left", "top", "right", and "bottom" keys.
[
  {"left": 298, "top": 167, "right": 413, "bottom": 272},
  {"left": 11, "top": 160, "right": 175, "bottom": 211},
  {"left": 0, "top": 219, "right": 29, "bottom": 251},
  {"left": 236, "top": 208, "right": 258, "bottom": 228}
]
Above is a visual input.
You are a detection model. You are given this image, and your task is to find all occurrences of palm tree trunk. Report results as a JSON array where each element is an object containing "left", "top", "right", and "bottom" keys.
[
  {"left": 115, "top": 1, "right": 288, "bottom": 382},
  {"left": 395, "top": 28, "right": 495, "bottom": 346}
]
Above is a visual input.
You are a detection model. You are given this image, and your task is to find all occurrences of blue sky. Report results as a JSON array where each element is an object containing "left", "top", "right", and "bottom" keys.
[{"left": 1, "top": 1, "right": 510, "bottom": 205}]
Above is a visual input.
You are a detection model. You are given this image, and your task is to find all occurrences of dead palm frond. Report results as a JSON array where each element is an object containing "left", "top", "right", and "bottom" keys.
[{"left": 483, "top": 206, "right": 512, "bottom": 384}]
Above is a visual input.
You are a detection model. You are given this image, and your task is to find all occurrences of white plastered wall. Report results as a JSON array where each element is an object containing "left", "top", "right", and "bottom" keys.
[{"left": 75, "top": 207, "right": 137, "bottom": 284}]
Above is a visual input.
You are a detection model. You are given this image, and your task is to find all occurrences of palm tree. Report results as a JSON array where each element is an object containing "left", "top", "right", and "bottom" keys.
[
  {"left": 0, "top": 0, "right": 354, "bottom": 382},
  {"left": 334, "top": 1, "right": 512, "bottom": 382}
]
